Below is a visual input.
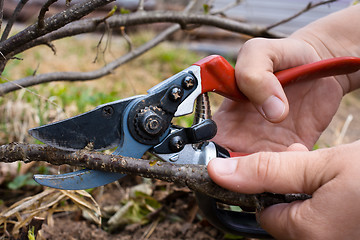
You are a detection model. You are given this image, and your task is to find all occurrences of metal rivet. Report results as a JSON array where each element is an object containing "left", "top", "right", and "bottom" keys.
[
  {"left": 169, "top": 87, "right": 183, "bottom": 102},
  {"left": 169, "top": 135, "right": 185, "bottom": 152},
  {"left": 102, "top": 106, "right": 114, "bottom": 118},
  {"left": 182, "top": 76, "right": 195, "bottom": 89}
]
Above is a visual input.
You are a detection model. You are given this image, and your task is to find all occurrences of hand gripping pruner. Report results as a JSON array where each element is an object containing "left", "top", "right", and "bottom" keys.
[{"left": 29, "top": 55, "right": 360, "bottom": 238}]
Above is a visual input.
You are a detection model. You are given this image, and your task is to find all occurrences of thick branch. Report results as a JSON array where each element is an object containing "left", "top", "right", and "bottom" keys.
[
  {"left": 0, "top": 10, "right": 287, "bottom": 95},
  {"left": 0, "top": 0, "right": 115, "bottom": 58},
  {"left": 0, "top": 143, "right": 310, "bottom": 209},
  {"left": 6, "top": 10, "right": 286, "bottom": 59}
]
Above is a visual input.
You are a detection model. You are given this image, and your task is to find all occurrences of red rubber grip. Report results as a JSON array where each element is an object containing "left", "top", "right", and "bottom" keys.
[
  {"left": 275, "top": 56, "right": 360, "bottom": 85},
  {"left": 193, "top": 55, "right": 360, "bottom": 101},
  {"left": 229, "top": 152, "right": 249, "bottom": 157}
]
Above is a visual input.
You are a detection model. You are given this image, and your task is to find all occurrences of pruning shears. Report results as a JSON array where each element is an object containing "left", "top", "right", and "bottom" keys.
[{"left": 29, "top": 55, "right": 360, "bottom": 238}]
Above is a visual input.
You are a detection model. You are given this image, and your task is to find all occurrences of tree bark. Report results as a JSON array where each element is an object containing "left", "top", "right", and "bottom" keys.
[{"left": 0, "top": 142, "right": 310, "bottom": 209}]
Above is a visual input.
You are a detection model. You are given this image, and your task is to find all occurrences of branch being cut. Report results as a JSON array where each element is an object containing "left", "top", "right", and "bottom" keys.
[{"left": 0, "top": 143, "right": 310, "bottom": 209}]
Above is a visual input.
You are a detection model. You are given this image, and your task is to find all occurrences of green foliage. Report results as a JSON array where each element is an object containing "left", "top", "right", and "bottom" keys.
[
  {"left": 174, "top": 114, "right": 194, "bottom": 128},
  {"left": 7, "top": 173, "right": 38, "bottom": 190},
  {"left": 121, "top": 191, "right": 161, "bottom": 225},
  {"left": 28, "top": 226, "right": 35, "bottom": 240},
  {"left": 223, "top": 233, "right": 244, "bottom": 239},
  {"left": 36, "top": 165, "right": 50, "bottom": 175},
  {"left": 203, "top": 4, "right": 210, "bottom": 14},
  {"left": 49, "top": 85, "right": 119, "bottom": 112},
  {"left": 120, "top": 8, "right": 130, "bottom": 14},
  {"left": 152, "top": 45, "right": 202, "bottom": 74}
]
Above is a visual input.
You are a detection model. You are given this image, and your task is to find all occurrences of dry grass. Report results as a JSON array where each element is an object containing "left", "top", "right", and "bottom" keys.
[{"left": 0, "top": 188, "right": 101, "bottom": 238}]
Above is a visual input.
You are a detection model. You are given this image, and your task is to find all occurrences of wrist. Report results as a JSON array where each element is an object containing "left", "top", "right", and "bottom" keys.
[{"left": 290, "top": 5, "right": 360, "bottom": 93}]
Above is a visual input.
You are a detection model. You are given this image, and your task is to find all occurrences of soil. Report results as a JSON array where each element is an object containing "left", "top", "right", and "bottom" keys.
[
  {"left": 34, "top": 90, "right": 360, "bottom": 240},
  {"left": 37, "top": 177, "right": 228, "bottom": 240}
]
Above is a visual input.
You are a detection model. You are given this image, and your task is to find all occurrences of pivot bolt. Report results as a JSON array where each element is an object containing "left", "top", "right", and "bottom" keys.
[
  {"left": 182, "top": 76, "right": 195, "bottom": 89},
  {"left": 138, "top": 109, "right": 164, "bottom": 136},
  {"left": 169, "top": 87, "right": 183, "bottom": 102}
]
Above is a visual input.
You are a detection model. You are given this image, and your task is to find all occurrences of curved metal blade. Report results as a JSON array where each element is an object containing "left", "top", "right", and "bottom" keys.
[
  {"left": 32, "top": 106, "right": 153, "bottom": 190},
  {"left": 34, "top": 170, "right": 126, "bottom": 190},
  {"left": 29, "top": 97, "right": 138, "bottom": 151}
]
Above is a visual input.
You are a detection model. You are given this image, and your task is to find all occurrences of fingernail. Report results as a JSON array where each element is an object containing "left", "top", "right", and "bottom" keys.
[
  {"left": 211, "top": 158, "right": 237, "bottom": 176},
  {"left": 260, "top": 95, "right": 285, "bottom": 121}
]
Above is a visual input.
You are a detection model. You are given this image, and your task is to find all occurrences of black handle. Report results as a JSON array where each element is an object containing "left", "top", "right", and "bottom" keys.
[{"left": 195, "top": 143, "right": 273, "bottom": 239}]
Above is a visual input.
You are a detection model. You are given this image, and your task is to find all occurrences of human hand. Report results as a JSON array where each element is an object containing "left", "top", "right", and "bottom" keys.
[
  {"left": 213, "top": 5, "right": 360, "bottom": 153},
  {"left": 213, "top": 37, "right": 344, "bottom": 152},
  {"left": 207, "top": 141, "right": 360, "bottom": 239}
]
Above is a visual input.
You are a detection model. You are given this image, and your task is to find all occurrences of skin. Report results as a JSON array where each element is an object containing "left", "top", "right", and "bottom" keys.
[{"left": 207, "top": 4, "right": 360, "bottom": 239}]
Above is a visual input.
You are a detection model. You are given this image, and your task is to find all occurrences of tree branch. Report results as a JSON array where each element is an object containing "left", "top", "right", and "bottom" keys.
[
  {"left": 266, "top": 0, "right": 338, "bottom": 30},
  {"left": 0, "top": 0, "right": 29, "bottom": 42},
  {"left": 0, "top": 24, "right": 180, "bottom": 96},
  {"left": 0, "top": 142, "right": 311, "bottom": 209},
  {"left": 38, "top": 0, "right": 59, "bottom": 29},
  {"left": 5, "top": 10, "right": 287, "bottom": 60},
  {"left": 0, "top": 0, "right": 115, "bottom": 60},
  {"left": 0, "top": 9, "right": 288, "bottom": 96},
  {"left": 0, "top": 0, "right": 4, "bottom": 34}
]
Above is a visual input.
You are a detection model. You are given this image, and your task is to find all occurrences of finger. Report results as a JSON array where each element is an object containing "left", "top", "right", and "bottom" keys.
[
  {"left": 258, "top": 201, "right": 304, "bottom": 239},
  {"left": 286, "top": 143, "right": 309, "bottom": 152},
  {"left": 235, "top": 38, "right": 289, "bottom": 122},
  {"left": 207, "top": 147, "right": 339, "bottom": 195}
]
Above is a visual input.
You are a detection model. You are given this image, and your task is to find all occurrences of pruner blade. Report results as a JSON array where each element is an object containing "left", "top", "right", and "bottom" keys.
[
  {"left": 33, "top": 169, "right": 126, "bottom": 190},
  {"left": 29, "top": 98, "right": 135, "bottom": 151}
]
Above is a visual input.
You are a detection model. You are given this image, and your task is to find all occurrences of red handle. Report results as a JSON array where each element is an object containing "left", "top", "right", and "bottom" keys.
[
  {"left": 193, "top": 55, "right": 360, "bottom": 101},
  {"left": 229, "top": 152, "right": 249, "bottom": 158}
]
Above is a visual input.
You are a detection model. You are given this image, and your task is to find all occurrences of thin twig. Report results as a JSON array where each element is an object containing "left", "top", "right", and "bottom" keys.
[
  {"left": 120, "top": 26, "right": 133, "bottom": 52},
  {"left": 0, "top": 24, "right": 180, "bottom": 96},
  {"left": 0, "top": 0, "right": 115, "bottom": 57},
  {"left": 38, "top": 0, "right": 59, "bottom": 29},
  {"left": 210, "top": 0, "right": 243, "bottom": 15},
  {"left": 3, "top": 11, "right": 286, "bottom": 62},
  {"left": 0, "top": 0, "right": 4, "bottom": 33},
  {"left": 93, "top": 26, "right": 107, "bottom": 63},
  {"left": 0, "top": 142, "right": 311, "bottom": 208},
  {"left": 266, "top": 0, "right": 338, "bottom": 30},
  {"left": 137, "top": 0, "right": 145, "bottom": 12},
  {"left": 0, "top": 75, "right": 66, "bottom": 115},
  {"left": 0, "top": 0, "right": 29, "bottom": 42}
]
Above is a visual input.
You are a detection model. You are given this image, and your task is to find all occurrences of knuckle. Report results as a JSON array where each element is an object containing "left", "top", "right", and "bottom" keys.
[
  {"left": 237, "top": 70, "right": 263, "bottom": 87},
  {"left": 242, "top": 38, "right": 267, "bottom": 50}
]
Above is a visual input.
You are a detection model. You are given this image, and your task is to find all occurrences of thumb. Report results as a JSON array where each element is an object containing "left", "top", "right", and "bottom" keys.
[{"left": 207, "top": 145, "right": 339, "bottom": 195}]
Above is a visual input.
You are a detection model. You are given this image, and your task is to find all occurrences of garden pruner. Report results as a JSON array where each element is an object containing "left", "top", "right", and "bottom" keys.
[{"left": 29, "top": 55, "right": 360, "bottom": 238}]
